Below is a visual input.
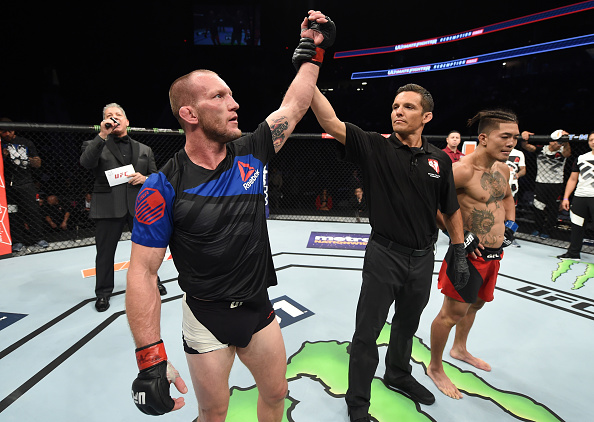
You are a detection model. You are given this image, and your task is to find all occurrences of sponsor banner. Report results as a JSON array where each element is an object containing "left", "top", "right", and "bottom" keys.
[
  {"left": 0, "top": 152, "right": 12, "bottom": 257},
  {"left": 0, "top": 312, "right": 27, "bottom": 331},
  {"left": 307, "top": 232, "right": 369, "bottom": 250}
]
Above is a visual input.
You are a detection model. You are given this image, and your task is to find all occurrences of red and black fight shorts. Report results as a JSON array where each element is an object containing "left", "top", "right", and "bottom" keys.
[{"left": 438, "top": 245, "right": 503, "bottom": 303}]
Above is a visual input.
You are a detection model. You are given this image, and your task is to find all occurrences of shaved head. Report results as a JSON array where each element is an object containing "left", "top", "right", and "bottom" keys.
[{"left": 169, "top": 69, "right": 219, "bottom": 126}]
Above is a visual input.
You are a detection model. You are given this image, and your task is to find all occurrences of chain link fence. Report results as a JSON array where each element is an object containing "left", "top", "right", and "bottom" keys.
[{"left": 1, "top": 122, "right": 592, "bottom": 256}]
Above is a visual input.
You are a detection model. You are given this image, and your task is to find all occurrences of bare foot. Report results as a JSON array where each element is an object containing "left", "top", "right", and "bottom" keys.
[
  {"left": 427, "top": 365, "right": 463, "bottom": 399},
  {"left": 450, "top": 349, "right": 491, "bottom": 371}
]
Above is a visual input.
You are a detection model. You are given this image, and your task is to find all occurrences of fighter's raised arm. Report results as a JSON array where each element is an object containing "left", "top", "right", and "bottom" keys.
[{"left": 266, "top": 10, "right": 336, "bottom": 152}]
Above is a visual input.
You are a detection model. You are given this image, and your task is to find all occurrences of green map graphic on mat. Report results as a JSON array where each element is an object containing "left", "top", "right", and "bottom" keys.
[{"left": 225, "top": 323, "right": 561, "bottom": 422}]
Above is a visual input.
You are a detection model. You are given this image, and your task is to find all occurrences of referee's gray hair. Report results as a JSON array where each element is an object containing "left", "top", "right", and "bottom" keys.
[{"left": 103, "top": 103, "right": 127, "bottom": 120}]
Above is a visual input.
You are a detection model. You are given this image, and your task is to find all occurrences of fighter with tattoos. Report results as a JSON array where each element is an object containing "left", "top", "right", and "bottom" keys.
[
  {"left": 125, "top": 10, "right": 336, "bottom": 420},
  {"left": 429, "top": 109, "right": 519, "bottom": 400}
]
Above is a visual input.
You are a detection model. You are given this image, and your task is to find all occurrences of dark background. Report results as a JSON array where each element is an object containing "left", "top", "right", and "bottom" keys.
[{"left": 2, "top": 0, "right": 593, "bottom": 136}]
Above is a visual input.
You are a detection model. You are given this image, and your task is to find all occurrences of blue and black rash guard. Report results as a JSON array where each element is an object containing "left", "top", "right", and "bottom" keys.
[{"left": 131, "top": 121, "right": 277, "bottom": 301}]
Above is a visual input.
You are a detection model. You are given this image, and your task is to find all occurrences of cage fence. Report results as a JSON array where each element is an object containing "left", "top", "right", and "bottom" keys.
[{"left": 1, "top": 122, "right": 592, "bottom": 256}]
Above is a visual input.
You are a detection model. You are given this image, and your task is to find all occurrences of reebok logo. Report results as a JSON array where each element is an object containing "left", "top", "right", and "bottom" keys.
[
  {"left": 238, "top": 161, "right": 255, "bottom": 182},
  {"left": 238, "top": 161, "right": 260, "bottom": 190}
]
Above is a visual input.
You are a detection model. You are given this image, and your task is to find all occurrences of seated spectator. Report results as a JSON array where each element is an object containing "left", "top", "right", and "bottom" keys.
[
  {"left": 315, "top": 188, "right": 333, "bottom": 211},
  {"left": 44, "top": 194, "right": 71, "bottom": 231},
  {"left": 351, "top": 186, "right": 367, "bottom": 219},
  {"left": 442, "top": 130, "right": 464, "bottom": 163}
]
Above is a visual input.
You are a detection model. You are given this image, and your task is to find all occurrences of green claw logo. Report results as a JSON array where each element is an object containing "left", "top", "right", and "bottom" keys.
[{"left": 552, "top": 259, "right": 594, "bottom": 289}]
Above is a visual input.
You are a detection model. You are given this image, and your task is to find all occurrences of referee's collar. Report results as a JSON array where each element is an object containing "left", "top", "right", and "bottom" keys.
[{"left": 390, "top": 133, "right": 431, "bottom": 153}]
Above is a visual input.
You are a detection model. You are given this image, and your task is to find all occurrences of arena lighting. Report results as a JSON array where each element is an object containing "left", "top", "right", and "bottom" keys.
[
  {"left": 350, "top": 33, "right": 594, "bottom": 80},
  {"left": 334, "top": 0, "right": 594, "bottom": 58}
]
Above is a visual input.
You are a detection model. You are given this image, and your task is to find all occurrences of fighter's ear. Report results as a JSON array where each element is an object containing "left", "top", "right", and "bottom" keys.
[
  {"left": 478, "top": 133, "right": 488, "bottom": 145},
  {"left": 179, "top": 106, "right": 198, "bottom": 125}
]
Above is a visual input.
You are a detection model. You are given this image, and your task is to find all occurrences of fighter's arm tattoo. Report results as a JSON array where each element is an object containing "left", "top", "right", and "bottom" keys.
[
  {"left": 270, "top": 116, "right": 290, "bottom": 153},
  {"left": 480, "top": 171, "right": 507, "bottom": 208}
]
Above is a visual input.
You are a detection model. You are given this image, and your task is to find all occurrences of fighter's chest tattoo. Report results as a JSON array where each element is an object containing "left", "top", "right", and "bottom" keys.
[{"left": 480, "top": 171, "right": 506, "bottom": 207}]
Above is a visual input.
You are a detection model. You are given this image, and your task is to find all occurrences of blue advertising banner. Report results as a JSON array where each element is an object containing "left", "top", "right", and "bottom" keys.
[{"left": 307, "top": 232, "right": 369, "bottom": 251}]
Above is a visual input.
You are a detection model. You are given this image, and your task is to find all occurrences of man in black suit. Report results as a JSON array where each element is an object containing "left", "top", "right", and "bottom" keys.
[{"left": 80, "top": 103, "right": 166, "bottom": 312}]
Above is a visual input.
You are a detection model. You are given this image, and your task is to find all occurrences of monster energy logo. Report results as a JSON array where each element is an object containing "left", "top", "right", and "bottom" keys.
[{"left": 552, "top": 259, "right": 594, "bottom": 290}]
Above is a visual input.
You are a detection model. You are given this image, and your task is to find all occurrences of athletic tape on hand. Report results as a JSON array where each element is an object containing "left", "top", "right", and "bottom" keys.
[
  {"left": 166, "top": 361, "right": 179, "bottom": 383},
  {"left": 550, "top": 129, "right": 564, "bottom": 140}
]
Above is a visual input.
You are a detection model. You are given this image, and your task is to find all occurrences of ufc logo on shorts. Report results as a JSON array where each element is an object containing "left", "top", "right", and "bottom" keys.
[
  {"left": 230, "top": 301, "right": 243, "bottom": 308},
  {"left": 132, "top": 391, "right": 146, "bottom": 405}
]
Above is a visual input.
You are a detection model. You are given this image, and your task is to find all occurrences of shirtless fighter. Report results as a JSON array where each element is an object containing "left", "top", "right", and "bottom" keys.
[{"left": 428, "top": 109, "right": 519, "bottom": 399}]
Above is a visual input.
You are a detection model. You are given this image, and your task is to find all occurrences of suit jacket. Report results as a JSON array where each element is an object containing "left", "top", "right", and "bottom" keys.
[{"left": 80, "top": 135, "right": 158, "bottom": 219}]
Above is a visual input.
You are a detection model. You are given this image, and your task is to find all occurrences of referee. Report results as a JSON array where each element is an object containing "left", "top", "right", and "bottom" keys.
[{"left": 310, "top": 83, "right": 468, "bottom": 422}]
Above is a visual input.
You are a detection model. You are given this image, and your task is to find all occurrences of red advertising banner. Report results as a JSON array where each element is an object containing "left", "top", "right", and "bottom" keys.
[{"left": 0, "top": 151, "right": 12, "bottom": 257}]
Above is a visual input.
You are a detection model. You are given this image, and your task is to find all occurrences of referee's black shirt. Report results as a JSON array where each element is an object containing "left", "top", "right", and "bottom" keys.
[{"left": 343, "top": 123, "right": 459, "bottom": 250}]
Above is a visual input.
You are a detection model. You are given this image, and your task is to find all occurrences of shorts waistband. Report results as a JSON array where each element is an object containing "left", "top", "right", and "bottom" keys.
[
  {"left": 370, "top": 232, "right": 433, "bottom": 257},
  {"left": 482, "top": 246, "right": 503, "bottom": 254}
]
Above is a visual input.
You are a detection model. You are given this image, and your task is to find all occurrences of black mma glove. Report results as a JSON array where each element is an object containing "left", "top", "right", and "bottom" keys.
[
  {"left": 309, "top": 15, "right": 336, "bottom": 50},
  {"left": 131, "top": 340, "right": 176, "bottom": 415},
  {"left": 292, "top": 37, "right": 318, "bottom": 70},
  {"left": 292, "top": 15, "right": 336, "bottom": 70},
  {"left": 501, "top": 220, "right": 518, "bottom": 248},
  {"left": 452, "top": 243, "right": 470, "bottom": 290},
  {"left": 463, "top": 230, "right": 480, "bottom": 254}
]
